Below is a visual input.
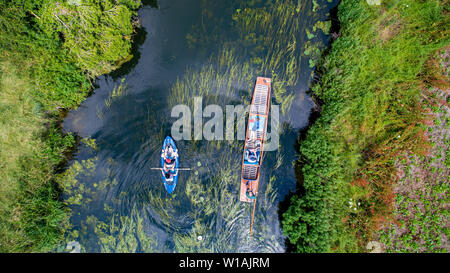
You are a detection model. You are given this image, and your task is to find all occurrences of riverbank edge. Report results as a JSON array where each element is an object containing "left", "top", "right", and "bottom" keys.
[{"left": 281, "top": 0, "right": 449, "bottom": 252}]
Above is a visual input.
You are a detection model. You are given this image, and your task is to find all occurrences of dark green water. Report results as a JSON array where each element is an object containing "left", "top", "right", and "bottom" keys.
[{"left": 61, "top": 0, "right": 337, "bottom": 253}]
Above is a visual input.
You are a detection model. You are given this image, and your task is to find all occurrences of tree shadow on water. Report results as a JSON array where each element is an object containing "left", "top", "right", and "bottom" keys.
[
  {"left": 109, "top": 0, "right": 160, "bottom": 79},
  {"left": 142, "top": 0, "right": 158, "bottom": 8}
]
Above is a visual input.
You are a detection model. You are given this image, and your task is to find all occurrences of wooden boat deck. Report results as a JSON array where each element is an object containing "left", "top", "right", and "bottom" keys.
[{"left": 240, "top": 77, "right": 271, "bottom": 203}]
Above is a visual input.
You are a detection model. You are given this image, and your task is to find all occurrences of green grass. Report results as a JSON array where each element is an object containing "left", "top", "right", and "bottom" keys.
[
  {"left": 0, "top": 60, "right": 74, "bottom": 252},
  {"left": 379, "top": 159, "right": 449, "bottom": 253},
  {"left": 0, "top": 0, "right": 140, "bottom": 252},
  {"left": 282, "top": 0, "right": 449, "bottom": 252}
]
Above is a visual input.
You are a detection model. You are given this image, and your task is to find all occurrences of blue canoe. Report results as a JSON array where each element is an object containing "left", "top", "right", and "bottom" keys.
[{"left": 160, "top": 136, "right": 179, "bottom": 194}]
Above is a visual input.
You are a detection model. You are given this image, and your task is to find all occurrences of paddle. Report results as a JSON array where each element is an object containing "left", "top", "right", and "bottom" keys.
[{"left": 150, "top": 167, "right": 191, "bottom": 171}]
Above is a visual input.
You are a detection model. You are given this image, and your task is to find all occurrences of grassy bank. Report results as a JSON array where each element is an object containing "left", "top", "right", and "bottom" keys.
[
  {"left": 282, "top": 0, "right": 449, "bottom": 252},
  {"left": 0, "top": 0, "right": 141, "bottom": 252}
]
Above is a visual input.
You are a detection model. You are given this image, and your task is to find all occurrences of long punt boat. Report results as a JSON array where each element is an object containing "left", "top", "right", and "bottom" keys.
[{"left": 240, "top": 77, "right": 271, "bottom": 204}]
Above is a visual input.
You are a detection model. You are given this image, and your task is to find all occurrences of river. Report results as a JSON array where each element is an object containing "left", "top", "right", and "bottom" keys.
[{"left": 61, "top": 0, "right": 337, "bottom": 253}]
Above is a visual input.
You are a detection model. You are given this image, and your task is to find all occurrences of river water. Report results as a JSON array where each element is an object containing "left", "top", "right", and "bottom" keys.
[{"left": 61, "top": 0, "right": 337, "bottom": 253}]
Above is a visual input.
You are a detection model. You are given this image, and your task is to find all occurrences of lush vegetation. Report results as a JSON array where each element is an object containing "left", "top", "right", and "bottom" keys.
[
  {"left": 0, "top": 0, "right": 140, "bottom": 252},
  {"left": 282, "top": 0, "right": 449, "bottom": 252},
  {"left": 378, "top": 72, "right": 449, "bottom": 252}
]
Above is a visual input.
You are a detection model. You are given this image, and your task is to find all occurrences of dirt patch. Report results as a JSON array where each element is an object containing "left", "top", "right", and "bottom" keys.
[
  {"left": 379, "top": 20, "right": 402, "bottom": 43},
  {"left": 377, "top": 48, "right": 450, "bottom": 252}
]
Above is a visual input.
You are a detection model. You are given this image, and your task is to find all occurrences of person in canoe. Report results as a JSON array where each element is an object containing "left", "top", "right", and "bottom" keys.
[
  {"left": 245, "top": 180, "right": 256, "bottom": 200},
  {"left": 155, "top": 136, "right": 186, "bottom": 194},
  {"left": 161, "top": 144, "right": 178, "bottom": 172},
  {"left": 250, "top": 116, "right": 261, "bottom": 131},
  {"left": 245, "top": 148, "right": 258, "bottom": 163},
  {"left": 245, "top": 141, "right": 261, "bottom": 164},
  {"left": 161, "top": 168, "right": 178, "bottom": 184}
]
